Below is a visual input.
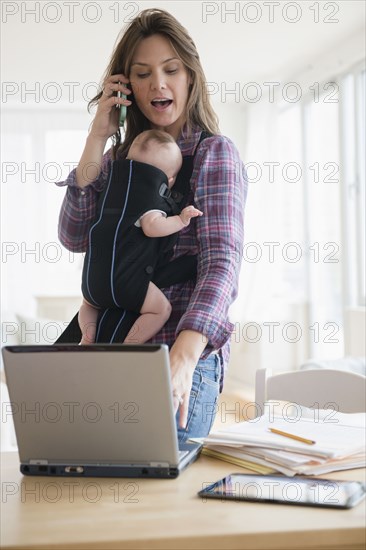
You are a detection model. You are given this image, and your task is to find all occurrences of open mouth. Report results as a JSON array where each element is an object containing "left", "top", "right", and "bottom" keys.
[{"left": 151, "top": 98, "right": 173, "bottom": 111}]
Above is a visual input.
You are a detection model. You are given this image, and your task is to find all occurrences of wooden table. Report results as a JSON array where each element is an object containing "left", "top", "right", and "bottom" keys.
[{"left": 1, "top": 452, "right": 365, "bottom": 550}]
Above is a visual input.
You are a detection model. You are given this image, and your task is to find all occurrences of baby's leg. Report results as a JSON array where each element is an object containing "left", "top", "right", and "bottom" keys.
[
  {"left": 124, "top": 282, "right": 172, "bottom": 343},
  {"left": 78, "top": 299, "right": 99, "bottom": 344}
]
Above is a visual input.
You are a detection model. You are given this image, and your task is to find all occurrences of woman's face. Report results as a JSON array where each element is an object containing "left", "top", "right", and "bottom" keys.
[{"left": 129, "top": 34, "right": 192, "bottom": 139}]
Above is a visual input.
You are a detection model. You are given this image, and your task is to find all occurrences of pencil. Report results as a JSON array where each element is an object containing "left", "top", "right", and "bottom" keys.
[{"left": 269, "top": 428, "right": 316, "bottom": 445}]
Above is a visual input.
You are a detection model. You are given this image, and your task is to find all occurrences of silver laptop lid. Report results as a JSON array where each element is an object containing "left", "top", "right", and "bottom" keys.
[{"left": 2, "top": 344, "right": 180, "bottom": 466}]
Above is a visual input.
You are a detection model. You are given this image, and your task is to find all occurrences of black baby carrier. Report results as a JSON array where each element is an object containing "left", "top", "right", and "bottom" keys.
[{"left": 56, "top": 131, "right": 210, "bottom": 344}]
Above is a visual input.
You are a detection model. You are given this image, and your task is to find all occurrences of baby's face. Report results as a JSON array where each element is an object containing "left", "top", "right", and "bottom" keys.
[{"left": 128, "top": 141, "right": 182, "bottom": 187}]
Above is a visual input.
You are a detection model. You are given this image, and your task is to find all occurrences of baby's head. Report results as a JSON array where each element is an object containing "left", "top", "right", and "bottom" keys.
[{"left": 127, "top": 130, "right": 182, "bottom": 187}]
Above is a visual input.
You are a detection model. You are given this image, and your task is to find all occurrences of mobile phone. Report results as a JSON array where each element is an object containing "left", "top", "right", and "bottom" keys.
[
  {"left": 198, "top": 473, "right": 366, "bottom": 509},
  {"left": 116, "top": 82, "right": 127, "bottom": 126}
]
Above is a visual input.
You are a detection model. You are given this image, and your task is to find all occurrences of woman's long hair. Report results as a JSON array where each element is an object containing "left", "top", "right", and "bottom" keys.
[{"left": 88, "top": 8, "right": 220, "bottom": 159}]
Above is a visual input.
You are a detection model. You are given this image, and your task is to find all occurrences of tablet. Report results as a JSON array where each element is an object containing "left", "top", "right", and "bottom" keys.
[{"left": 198, "top": 474, "right": 366, "bottom": 509}]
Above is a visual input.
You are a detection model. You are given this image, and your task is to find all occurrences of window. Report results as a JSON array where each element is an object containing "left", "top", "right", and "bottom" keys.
[
  {"left": 356, "top": 68, "right": 365, "bottom": 306},
  {"left": 273, "top": 62, "right": 366, "bottom": 360},
  {"left": 339, "top": 63, "right": 366, "bottom": 308},
  {"left": 1, "top": 108, "right": 90, "bottom": 315},
  {"left": 303, "top": 86, "right": 343, "bottom": 359}
]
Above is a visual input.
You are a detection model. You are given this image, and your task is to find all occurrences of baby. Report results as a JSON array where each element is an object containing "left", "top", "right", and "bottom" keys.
[{"left": 78, "top": 129, "right": 203, "bottom": 344}]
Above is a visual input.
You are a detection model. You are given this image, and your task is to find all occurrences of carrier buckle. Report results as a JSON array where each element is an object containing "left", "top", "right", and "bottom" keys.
[{"left": 159, "top": 183, "right": 171, "bottom": 199}]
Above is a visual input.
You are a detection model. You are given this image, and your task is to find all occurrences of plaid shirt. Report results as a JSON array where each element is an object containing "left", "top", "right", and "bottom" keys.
[{"left": 56, "top": 127, "right": 247, "bottom": 375}]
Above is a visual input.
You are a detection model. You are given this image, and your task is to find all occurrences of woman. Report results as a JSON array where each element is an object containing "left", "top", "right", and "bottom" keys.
[{"left": 57, "top": 8, "right": 247, "bottom": 442}]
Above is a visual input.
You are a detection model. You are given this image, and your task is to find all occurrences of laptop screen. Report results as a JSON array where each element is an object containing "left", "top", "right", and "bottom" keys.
[{"left": 2, "top": 344, "right": 180, "bottom": 466}]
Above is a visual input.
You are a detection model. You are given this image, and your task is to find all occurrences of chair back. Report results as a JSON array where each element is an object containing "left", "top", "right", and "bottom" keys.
[{"left": 255, "top": 368, "right": 366, "bottom": 416}]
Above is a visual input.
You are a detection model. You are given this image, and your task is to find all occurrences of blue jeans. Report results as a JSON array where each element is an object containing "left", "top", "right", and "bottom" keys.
[{"left": 176, "top": 354, "right": 220, "bottom": 443}]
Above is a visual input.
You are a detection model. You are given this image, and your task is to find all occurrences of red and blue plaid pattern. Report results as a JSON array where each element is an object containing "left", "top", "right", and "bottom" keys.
[{"left": 56, "top": 127, "right": 247, "bottom": 375}]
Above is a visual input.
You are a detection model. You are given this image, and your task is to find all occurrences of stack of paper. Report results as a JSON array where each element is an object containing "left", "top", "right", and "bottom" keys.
[{"left": 200, "top": 412, "right": 366, "bottom": 476}]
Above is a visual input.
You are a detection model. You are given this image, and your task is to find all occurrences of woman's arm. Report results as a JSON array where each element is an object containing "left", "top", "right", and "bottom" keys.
[
  {"left": 171, "top": 136, "right": 248, "bottom": 426},
  {"left": 75, "top": 134, "right": 110, "bottom": 188},
  {"left": 56, "top": 147, "right": 112, "bottom": 252},
  {"left": 170, "top": 329, "right": 207, "bottom": 427},
  {"left": 178, "top": 136, "right": 247, "bottom": 350},
  {"left": 56, "top": 75, "right": 132, "bottom": 252},
  {"left": 75, "top": 75, "right": 131, "bottom": 188}
]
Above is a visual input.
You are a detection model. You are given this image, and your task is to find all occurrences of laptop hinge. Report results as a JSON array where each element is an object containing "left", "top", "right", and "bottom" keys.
[{"left": 29, "top": 459, "right": 49, "bottom": 465}]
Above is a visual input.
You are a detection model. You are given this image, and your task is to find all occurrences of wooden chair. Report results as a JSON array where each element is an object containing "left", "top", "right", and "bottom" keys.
[{"left": 255, "top": 368, "right": 366, "bottom": 416}]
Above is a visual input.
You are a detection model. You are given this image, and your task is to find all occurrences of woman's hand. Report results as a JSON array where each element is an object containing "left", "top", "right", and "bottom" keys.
[
  {"left": 89, "top": 74, "right": 132, "bottom": 142},
  {"left": 169, "top": 330, "right": 207, "bottom": 429},
  {"left": 75, "top": 75, "right": 132, "bottom": 188}
]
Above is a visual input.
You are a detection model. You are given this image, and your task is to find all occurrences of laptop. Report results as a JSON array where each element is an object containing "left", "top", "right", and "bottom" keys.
[{"left": 2, "top": 344, "right": 202, "bottom": 478}]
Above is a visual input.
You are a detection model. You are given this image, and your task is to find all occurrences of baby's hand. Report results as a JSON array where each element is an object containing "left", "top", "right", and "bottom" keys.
[{"left": 179, "top": 205, "right": 203, "bottom": 226}]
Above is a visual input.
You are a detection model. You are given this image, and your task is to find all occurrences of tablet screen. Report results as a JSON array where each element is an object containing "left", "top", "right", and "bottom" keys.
[{"left": 198, "top": 474, "right": 366, "bottom": 508}]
